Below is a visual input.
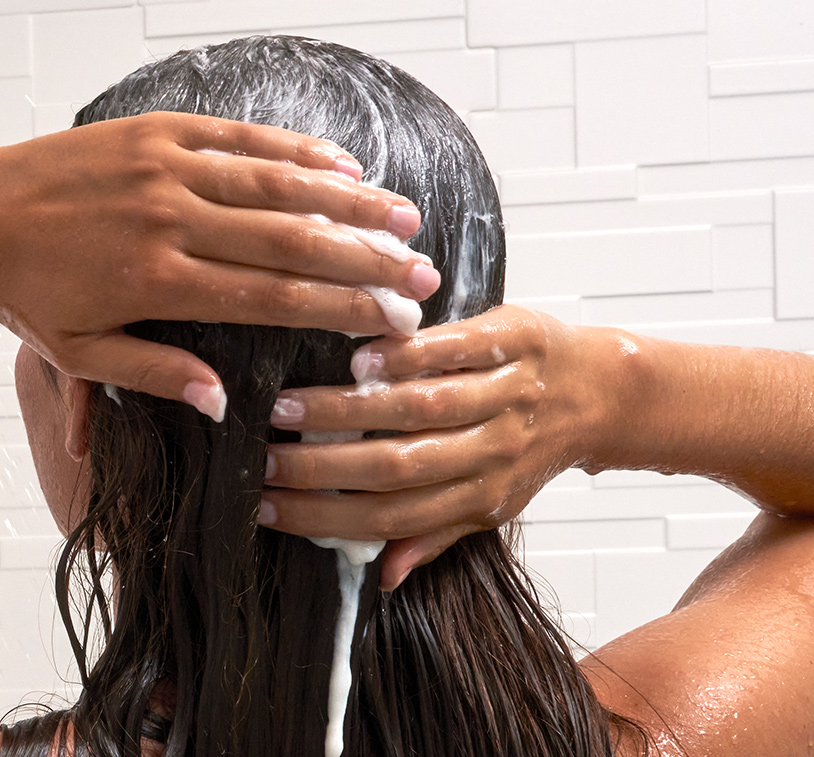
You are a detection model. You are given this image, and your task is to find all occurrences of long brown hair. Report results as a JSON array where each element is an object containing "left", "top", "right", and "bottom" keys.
[{"left": 4, "top": 36, "right": 650, "bottom": 757}]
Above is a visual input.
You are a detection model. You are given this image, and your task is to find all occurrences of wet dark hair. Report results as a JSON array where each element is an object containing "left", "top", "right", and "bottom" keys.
[{"left": 1, "top": 36, "right": 650, "bottom": 757}]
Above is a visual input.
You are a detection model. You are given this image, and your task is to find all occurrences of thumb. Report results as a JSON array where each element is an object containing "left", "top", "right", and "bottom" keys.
[
  {"left": 66, "top": 331, "right": 227, "bottom": 422},
  {"left": 380, "top": 524, "right": 473, "bottom": 592}
]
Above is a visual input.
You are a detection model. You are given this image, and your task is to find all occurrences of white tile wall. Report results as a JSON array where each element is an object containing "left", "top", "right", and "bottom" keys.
[
  {"left": 775, "top": 189, "right": 814, "bottom": 319},
  {"left": 0, "top": 0, "right": 812, "bottom": 716},
  {"left": 574, "top": 35, "right": 709, "bottom": 167},
  {"left": 707, "top": 0, "right": 814, "bottom": 61},
  {"left": 710, "top": 58, "right": 814, "bottom": 98},
  {"left": 467, "top": 0, "right": 706, "bottom": 47},
  {"left": 505, "top": 227, "right": 712, "bottom": 299},
  {"left": 709, "top": 92, "right": 814, "bottom": 161}
]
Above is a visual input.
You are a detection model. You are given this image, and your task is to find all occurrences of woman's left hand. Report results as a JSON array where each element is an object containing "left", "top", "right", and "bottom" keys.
[{"left": 261, "top": 304, "right": 633, "bottom": 590}]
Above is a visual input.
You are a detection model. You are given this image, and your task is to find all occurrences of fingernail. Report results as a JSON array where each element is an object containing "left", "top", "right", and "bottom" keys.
[
  {"left": 265, "top": 452, "right": 277, "bottom": 480},
  {"left": 387, "top": 204, "right": 421, "bottom": 238},
  {"left": 183, "top": 381, "right": 227, "bottom": 423},
  {"left": 350, "top": 346, "right": 387, "bottom": 383},
  {"left": 409, "top": 262, "right": 441, "bottom": 300},
  {"left": 257, "top": 498, "right": 278, "bottom": 527},
  {"left": 333, "top": 157, "right": 363, "bottom": 182},
  {"left": 380, "top": 591, "right": 392, "bottom": 600},
  {"left": 270, "top": 397, "right": 305, "bottom": 426}
]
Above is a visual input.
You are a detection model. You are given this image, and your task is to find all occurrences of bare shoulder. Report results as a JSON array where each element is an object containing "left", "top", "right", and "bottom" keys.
[{"left": 581, "top": 512, "right": 814, "bottom": 757}]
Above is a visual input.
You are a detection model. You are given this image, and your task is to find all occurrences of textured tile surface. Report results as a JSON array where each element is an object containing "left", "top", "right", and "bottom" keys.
[
  {"left": 1, "top": 0, "right": 813, "bottom": 715},
  {"left": 575, "top": 35, "right": 709, "bottom": 167}
]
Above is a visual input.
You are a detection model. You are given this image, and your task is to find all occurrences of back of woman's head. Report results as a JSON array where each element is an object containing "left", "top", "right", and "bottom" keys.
[{"left": 34, "top": 35, "right": 644, "bottom": 757}]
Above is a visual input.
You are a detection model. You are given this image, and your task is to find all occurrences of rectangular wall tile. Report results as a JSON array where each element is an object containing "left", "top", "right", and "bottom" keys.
[
  {"left": 0, "top": 14, "right": 30, "bottom": 77},
  {"left": 710, "top": 58, "right": 814, "bottom": 98},
  {"left": 33, "top": 102, "right": 75, "bottom": 135},
  {"left": 32, "top": 8, "right": 145, "bottom": 105},
  {"left": 505, "top": 227, "right": 711, "bottom": 299},
  {"left": 500, "top": 166, "right": 636, "bottom": 206},
  {"left": 0, "top": 77, "right": 33, "bottom": 146},
  {"left": 382, "top": 49, "right": 495, "bottom": 113},
  {"left": 710, "top": 92, "right": 814, "bottom": 161},
  {"left": 0, "top": 507, "right": 58, "bottom": 536},
  {"left": 708, "top": 0, "right": 814, "bottom": 62},
  {"left": 467, "top": 0, "right": 705, "bottom": 47},
  {"left": 712, "top": 224, "right": 774, "bottom": 290},
  {"left": 595, "top": 548, "right": 720, "bottom": 645},
  {"left": 581, "top": 288, "right": 773, "bottom": 328},
  {"left": 631, "top": 318, "right": 814, "bottom": 352},
  {"left": 503, "top": 296, "right": 582, "bottom": 324},
  {"left": 560, "top": 612, "right": 596, "bottom": 652},
  {"left": 591, "top": 470, "right": 710, "bottom": 489},
  {"left": 145, "top": 0, "right": 464, "bottom": 37},
  {"left": 147, "top": 19, "right": 468, "bottom": 58},
  {"left": 469, "top": 108, "right": 574, "bottom": 173},
  {"left": 0, "top": 327, "right": 21, "bottom": 353},
  {"left": 523, "top": 550, "right": 595, "bottom": 613},
  {"left": 0, "top": 569, "right": 77, "bottom": 705},
  {"left": 497, "top": 44, "right": 573, "bottom": 109},
  {"left": 503, "top": 192, "right": 773, "bottom": 235},
  {"left": 282, "top": 18, "right": 465, "bottom": 56},
  {"left": 575, "top": 35, "right": 709, "bottom": 167},
  {"left": 775, "top": 189, "right": 814, "bottom": 319},
  {"left": 0, "top": 0, "right": 132, "bottom": 12},
  {"left": 0, "top": 355, "right": 15, "bottom": 386},
  {"left": 526, "top": 483, "right": 753, "bottom": 523},
  {"left": 524, "top": 519, "right": 665, "bottom": 552},
  {"left": 667, "top": 513, "right": 756, "bottom": 550},
  {"left": 0, "top": 535, "right": 61, "bottom": 569},
  {"left": 0, "top": 418, "right": 27, "bottom": 447},
  {"left": 639, "top": 157, "right": 814, "bottom": 197}
]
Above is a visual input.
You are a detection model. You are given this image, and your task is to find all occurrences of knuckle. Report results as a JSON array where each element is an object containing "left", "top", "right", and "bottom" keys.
[
  {"left": 348, "top": 287, "right": 372, "bottom": 322},
  {"left": 136, "top": 189, "right": 182, "bottom": 231},
  {"left": 492, "top": 430, "right": 524, "bottom": 462},
  {"left": 275, "top": 224, "right": 320, "bottom": 269},
  {"left": 134, "top": 255, "right": 175, "bottom": 294},
  {"left": 128, "top": 359, "right": 164, "bottom": 393},
  {"left": 368, "top": 508, "right": 401, "bottom": 540},
  {"left": 346, "top": 187, "right": 369, "bottom": 224},
  {"left": 516, "top": 374, "right": 545, "bottom": 409},
  {"left": 262, "top": 276, "right": 302, "bottom": 313},
  {"left": 381, "top": 448, "right": 408, "bottom": 483},
  {"left": 400, "top": 335, "right": 430, "bottom": 371},
  {"left": 292, "top": 135, "right": 327, "bottom": 165},
  {"left": 257, "top": 168, "right": 297, "bottom": 207}
]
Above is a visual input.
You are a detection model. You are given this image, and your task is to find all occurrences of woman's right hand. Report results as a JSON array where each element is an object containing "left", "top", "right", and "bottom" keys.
[
  {"left": 0, "top": 111, "right": 435, "bottom": 419},
  {"left": 263, "top": 305, "right": 639, "bottom": 589}
]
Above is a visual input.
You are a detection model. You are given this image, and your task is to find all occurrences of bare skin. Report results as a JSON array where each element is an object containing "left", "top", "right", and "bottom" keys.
[
  {"left": 0, "top": 111, "right": 435, "bottom": 420},
  {"left": 14, "top": 301, "right": 814, "bottom": 755},
  {"left": 262, "top": 304, "right": 814, "bottom": 754}
]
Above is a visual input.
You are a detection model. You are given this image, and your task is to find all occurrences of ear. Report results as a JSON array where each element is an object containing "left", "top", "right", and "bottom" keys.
[{"left": 65, "top": 377, "right": 92, "bottom": 463}]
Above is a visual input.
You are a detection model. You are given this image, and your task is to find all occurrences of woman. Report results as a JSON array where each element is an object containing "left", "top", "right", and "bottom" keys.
[
  {"left": 6, "top": 35, "right": 639, "bottom": 757},
  {"left": 7, "top": 34, "right": 814, "bottom": 757}
]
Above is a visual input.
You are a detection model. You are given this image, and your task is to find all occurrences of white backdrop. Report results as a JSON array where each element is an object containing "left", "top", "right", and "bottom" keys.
[{"left": 1, "top": 0, "right": 813, "bottom": 715}]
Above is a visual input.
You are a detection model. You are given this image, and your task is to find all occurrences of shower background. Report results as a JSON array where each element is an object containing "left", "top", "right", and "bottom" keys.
[{"left": 0, "top": 0, "right": 812, "bottom": 714}]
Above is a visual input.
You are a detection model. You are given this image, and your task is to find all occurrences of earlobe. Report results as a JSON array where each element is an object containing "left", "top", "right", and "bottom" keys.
[{"left": 65, "top": 377, "right": 92, "bottom": 463}]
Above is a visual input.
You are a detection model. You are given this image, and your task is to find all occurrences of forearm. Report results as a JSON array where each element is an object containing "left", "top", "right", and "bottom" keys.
[{"left": 582, "top": 329, "right": 814, "bottom": 515}]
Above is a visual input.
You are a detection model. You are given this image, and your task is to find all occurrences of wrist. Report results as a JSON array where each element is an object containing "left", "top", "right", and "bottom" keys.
[{"left": 565, "top": 324, "right": 654, "bottom": 475}]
